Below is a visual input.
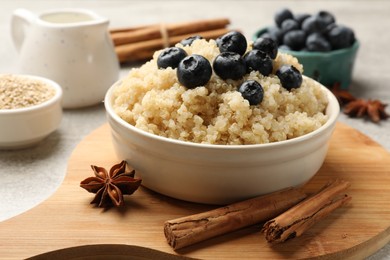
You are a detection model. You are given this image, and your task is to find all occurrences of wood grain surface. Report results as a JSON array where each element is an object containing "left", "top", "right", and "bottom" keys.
[{"left": 1, "top": 122, "right": 390, "bottom": 259}]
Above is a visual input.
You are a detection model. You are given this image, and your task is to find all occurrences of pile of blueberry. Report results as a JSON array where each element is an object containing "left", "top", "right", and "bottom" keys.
[
  {"left": 262, "top": 8, "right": 356, "bottom": 52},
  {"left": 157, "top": 31, "right": 302, "bottom": 106}
]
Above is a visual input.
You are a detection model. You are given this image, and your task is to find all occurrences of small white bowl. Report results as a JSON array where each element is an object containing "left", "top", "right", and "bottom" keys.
[
  {"left": 0, "top": 75, "right": 63, "bottom": 149},
  {"left": 105, "top": 77, "right": 339, "bottom": 205}
]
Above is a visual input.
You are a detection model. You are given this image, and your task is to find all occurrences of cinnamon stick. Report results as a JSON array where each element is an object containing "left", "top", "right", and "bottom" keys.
[
  {"left": 164, "top": 187, "right": 307, "bottom": 250},
  {"left": 115, "top": 28, "right": 230, "bottom": 63},
  {"left": 109, "top": 24, "right": 153, "bottom": 34},
  {"left": 111, "top": 25, "right": 164, "bottom": 46},
  {"left": 111, "top": 18, "right": 230, "bottom": 46},
  {"left": 262, "top": 179, "right": 351, "bottom": 243}
]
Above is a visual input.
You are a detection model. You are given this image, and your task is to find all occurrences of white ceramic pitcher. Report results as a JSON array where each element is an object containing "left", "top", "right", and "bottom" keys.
[{"left": 11, "top": 8, "right": 120, "bottom": 109}]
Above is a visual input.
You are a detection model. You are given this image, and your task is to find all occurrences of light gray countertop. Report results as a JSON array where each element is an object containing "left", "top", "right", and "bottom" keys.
[{"left": 0, "top": 1, "right": 389, "bottom": 259}]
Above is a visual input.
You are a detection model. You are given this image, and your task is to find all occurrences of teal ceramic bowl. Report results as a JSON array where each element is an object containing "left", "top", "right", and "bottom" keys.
[{"left": 253, "top": 28, "right": 359, "bottom": 89}]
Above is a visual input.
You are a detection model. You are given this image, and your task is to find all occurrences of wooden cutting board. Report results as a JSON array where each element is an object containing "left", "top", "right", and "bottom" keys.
[{"left": 1, "top": 122, "right": 390, "bottom": 259}]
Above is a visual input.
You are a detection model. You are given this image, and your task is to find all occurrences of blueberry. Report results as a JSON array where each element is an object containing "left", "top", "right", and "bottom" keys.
[
  {"left": 238, "top": 80, "right": 264, "bottom": 105},
  {"left": 213, "top": 52, "right": 246, "bottom": 80},
  {"left": 217, "top": 31, "right": 247, "bottom": 56},
  {"left": 283, "top": 30, "right": 306, "bottom": 50},
  {"left": 266, "top": 26, "right": 284, "bottom": 45},
  {"left": 301, "top": 15, "right": 328, "bottom": 34},
  {"left": 294, "top": 13, "right": 311, "bottom": 28},
  {"left": 281, "top": 19, "right": 299, "bottom": 34},
  {"left": 276, "top": 65, "right": 303, "bottom": 90},
  {"left": 177, "top": 54, "right": 212, "bottom": 89},
  {"left": 252, "top": 37, "right": 278, "bottom": 59},
  {"left": 180, "top": 35, "right": 203, "bottom": 46},
  {"left": 326, "top": 25, "right": 355, "bottom": 49},
  {"left": 324, "top": 23, "right": 337, "bottom": 35},
  {"left": 306, "top": 33, "right": 331, "bottom": 52},
  {"left": 157, "top": 47, "right": 187, "bottom": 69},
  {"left": 243, "top": 50, "right": 273, "bottom": 76},
  {"left": 274, "top": 8, "right": 294, "bottom": 28},
  {"left": 316, "top": 10, "right": 336, "bottom": 26}
]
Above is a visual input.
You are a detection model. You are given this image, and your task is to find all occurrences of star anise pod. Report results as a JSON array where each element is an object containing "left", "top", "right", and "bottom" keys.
[
  {"left": 80, "top": 160, "right": 142, "bottom": 208},
  {"left": 329, "top": 82, "right": 356, "bottom": 105},
  {"left": 343, "top": 99, "right": 389, "bottom": 123}
]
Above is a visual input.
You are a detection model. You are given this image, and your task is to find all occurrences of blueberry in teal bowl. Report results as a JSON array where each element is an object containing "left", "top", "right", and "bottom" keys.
[{"left": 253, "top": 9, "right": 359, "bottom": 89}]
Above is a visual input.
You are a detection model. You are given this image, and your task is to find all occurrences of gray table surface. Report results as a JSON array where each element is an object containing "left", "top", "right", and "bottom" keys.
[{"left": 0, "top": 0, "right": 389, "bottom": 259}]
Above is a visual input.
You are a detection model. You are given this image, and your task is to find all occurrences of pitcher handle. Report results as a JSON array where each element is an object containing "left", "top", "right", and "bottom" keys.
[{"left": 11, "top": 9, "right": 36, "bottom": 53}]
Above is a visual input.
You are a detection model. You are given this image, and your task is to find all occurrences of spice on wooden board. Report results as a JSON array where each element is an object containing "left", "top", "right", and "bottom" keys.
[
  {"left": 164, "top": 187, "right": 307, "bottom": 250},
  {"left": 164, "top": 179, "right": 351, "bottom": 249},
  {"left": 262, "top": 179, "right": 351, "bottom": 243},
  {"left": 80, "top": 161, "right": 142, "bottom": 208}
]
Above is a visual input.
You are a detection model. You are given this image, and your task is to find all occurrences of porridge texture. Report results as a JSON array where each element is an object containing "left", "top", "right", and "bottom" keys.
[
  {"left": 0, "top": 74, "right": 55, "bottom": 109},
  {"left": 112, "top": 39, "right": 328, "bottom": 145}
]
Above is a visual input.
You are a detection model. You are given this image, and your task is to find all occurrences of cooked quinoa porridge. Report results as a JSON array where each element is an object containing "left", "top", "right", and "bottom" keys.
[{"left": 111, "top": 38, "right": 328, "bottom": 145}]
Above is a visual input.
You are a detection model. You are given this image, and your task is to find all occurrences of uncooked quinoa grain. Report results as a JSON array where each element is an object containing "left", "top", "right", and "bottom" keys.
[
  {"left": 0, "top": 74, "right": 55, "bottom": 109},
  {"left": 112, "top": 39, "right": 329, "bottom": 145}
]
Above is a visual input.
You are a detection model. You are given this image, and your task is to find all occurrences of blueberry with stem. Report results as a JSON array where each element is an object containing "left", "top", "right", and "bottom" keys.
[
  {"left": 213, "top": 52, "right": 246, "bottom": 80},
  {"left": 238, "top": 80, "right": 264, "bottom": 105},
  {"left": 276, "top": 65, "right": 303, "bottom": 90},
  {"left": 243, "top": 50, "right": 273, "bottom": 76},
  {"left": 217, "top": 31, "right": 247, "bottom": 56},
  {"left": 253, "top": 37, "right": 278, "bottom": 59},
  {"left": 157, "top": 47, "right": 187, "bottom": 69},
  {"left": 177, "top": 54, "right": 212, "bottom": 89}
]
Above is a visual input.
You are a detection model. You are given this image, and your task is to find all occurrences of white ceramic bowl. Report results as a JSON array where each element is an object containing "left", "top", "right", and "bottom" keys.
[
  {"left": 105, "top": 77, "right": 339, "bottom": 205},
  {"left": 0, "top": 75, "right": 63, "bottom": 149}
]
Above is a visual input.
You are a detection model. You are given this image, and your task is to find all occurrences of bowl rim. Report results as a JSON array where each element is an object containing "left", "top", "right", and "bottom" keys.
[
  {"left": 105, "top": 76, "right": 340, "bottom": 150},
  {"left": 0, "top": 74, "right": 63, "bottom": 115},
  {"left": 253, "top": 27, "right": 360, "bottom": 58}
]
